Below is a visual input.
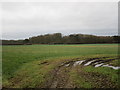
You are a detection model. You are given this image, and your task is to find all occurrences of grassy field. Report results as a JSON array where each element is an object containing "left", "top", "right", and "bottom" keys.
[{"left": 2, "top": 44, "right": 119, "bottom": 88}]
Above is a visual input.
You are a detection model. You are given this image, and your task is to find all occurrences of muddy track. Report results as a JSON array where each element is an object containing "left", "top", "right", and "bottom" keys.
[
  {"left": 45, "top": 60, "right": 75, "bottom": 88},
  {"left": 44, "top": 57, "right": 119, "bottom": 88},
  {"left": 81, "top": 57, "right": 107, "bottom": 65},
  {"left": 72, "top": 57, "right": 119, "bottom": 69}
]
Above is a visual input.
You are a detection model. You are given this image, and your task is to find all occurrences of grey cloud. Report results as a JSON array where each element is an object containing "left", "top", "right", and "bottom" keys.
[{"left": 1, "top": 2, "right": 118, "bottom": 40}]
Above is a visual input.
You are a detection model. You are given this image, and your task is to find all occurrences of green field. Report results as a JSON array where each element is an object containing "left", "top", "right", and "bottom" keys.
[{"left": 2, "top": 44, "right": 119, "bottom": 88}]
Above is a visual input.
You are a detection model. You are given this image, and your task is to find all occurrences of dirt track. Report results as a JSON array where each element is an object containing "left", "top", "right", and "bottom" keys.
[{"left": 44, "top": 57, "right": 119, "bottom": 88}]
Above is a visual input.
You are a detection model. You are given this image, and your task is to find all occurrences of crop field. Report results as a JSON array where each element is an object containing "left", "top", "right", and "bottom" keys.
[{"left": 2, "top": 44, "right": 120, "bottom": 88}]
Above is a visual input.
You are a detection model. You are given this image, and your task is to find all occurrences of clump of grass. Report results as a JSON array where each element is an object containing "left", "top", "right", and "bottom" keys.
[
  {"left": 83, "top": 66, "right": 119, "bottom": 84},
  {"left": 69, "top": 68, "right": 92, "bottom": 88}
]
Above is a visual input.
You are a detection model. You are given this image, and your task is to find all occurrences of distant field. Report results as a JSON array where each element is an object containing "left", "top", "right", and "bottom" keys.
[{"left": 2, "top": 44, "right": 119, "bottom": 88}]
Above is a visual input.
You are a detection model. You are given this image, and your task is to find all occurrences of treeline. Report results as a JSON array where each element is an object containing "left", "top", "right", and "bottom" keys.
[{"left": 1, "top": 33, "right": 120, "bottom": 45}]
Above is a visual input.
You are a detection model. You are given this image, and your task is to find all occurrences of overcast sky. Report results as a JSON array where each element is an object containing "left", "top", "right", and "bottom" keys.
[{"left": 1, "top": 1, "right": 118, "bottom": 40}]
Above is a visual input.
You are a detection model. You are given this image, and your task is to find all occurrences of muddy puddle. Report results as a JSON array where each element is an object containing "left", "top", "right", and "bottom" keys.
[
  {"left": 102, "top": 64, "right": 120, "bottom": 70},
  {"left": 64, "top": 57, "right": 120, "bottom": 70},
  {"left": 73, "top": 60, "right": 85, "bottom": 66},
  {"left": 84, "top": 60, "right": 97, "bottom": 66}
]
